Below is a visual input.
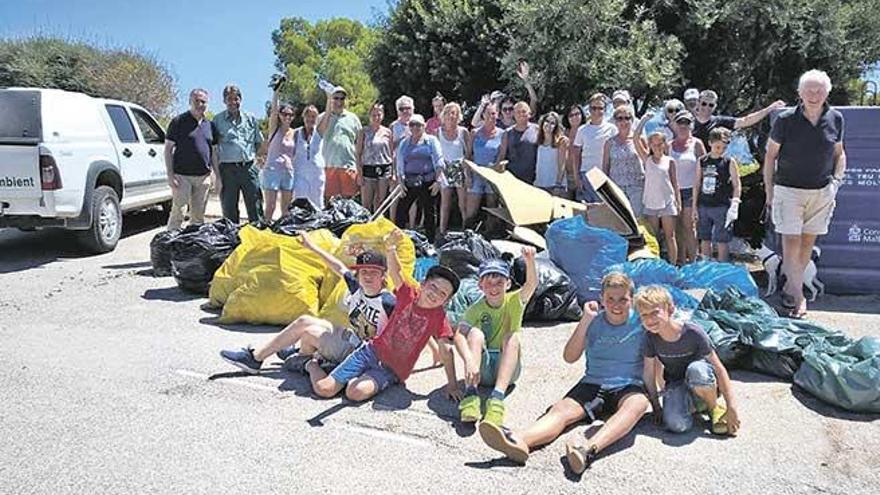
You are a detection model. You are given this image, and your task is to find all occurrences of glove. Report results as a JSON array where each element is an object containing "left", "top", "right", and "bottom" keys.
[{"left": 725, "top": 198, "right": 741, "bottom": 229}]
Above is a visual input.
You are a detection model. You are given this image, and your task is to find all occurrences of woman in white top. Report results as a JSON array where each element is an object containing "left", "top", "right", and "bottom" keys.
[
  {"left": 261, "top": 88, "right": 296, "bottom": 221},
  {"left": 355, "top": 103, "right": 394, "bottom": 213},
  {"left": 534, "top": 111, "right": 569, "bottom": 196},
  {"left": 291, "top": 105, "right": 325, "bottom": 210},
  {"left": 669, "top": 110, "right": 707, "bottom": 264},
  {"left": 437, "top": 102, "right": 471, "bottom": 234},
  {"left": 642, "top": 131, "right": 681, "bottom": 264}
]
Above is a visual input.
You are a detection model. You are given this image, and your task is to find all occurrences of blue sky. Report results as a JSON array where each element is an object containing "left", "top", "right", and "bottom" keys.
[{"left": 0, "top": 0, "right": 392, "bottom": 115}]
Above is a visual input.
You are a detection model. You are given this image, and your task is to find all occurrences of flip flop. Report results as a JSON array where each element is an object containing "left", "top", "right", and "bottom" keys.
[
  {"left": 780, "top": 292, "right": 797, "bottom": 310},
  {"left": 788, "top": 306, "right": 808, "bottom": 320},
  {"left": 566, "top": 443, "right": 598, "bottom": 474},
  {"left": 478, "top": 422, "right": 529, "bottom": 464}
]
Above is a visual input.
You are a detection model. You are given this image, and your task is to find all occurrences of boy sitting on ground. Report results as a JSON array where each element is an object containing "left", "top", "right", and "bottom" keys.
[
  {"left": 478, "top": 273, "right": 649, "bottom": 475},
  {"left": 636, "top": 285, "right": 740, "bottom": 435},
  {"left": 303, "top": 229, "right": 464, "bottom": 402},
  {"left": 456, "top": 247, "right": 538, "bottom": 430},
  {"left": 220, "top": 231, "right": 396, "bottom": 386}
]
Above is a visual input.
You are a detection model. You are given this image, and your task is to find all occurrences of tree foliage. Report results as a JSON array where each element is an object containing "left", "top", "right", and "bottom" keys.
[
  {"left": 0, "top": 36, "right": 176, "bottom": 118},
  {"left": 272, "top": 17, "right": 378, "bottom": 120}
]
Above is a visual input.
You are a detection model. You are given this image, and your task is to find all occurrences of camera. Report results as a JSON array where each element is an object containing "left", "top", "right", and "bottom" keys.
[{"left": 269, "top": 73, "right": 287, "bottom": 91}]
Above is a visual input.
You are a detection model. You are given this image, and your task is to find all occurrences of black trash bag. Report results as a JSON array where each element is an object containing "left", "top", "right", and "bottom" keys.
[
  {"left": 150, "top": 229, "right": 179, "bottom": 277},
  {"left": 405, "top": 230, "right": 436, "bottom": 258},
  {"left": 170, "top": 219, "right": 241, "bottom": 294},
  {"left": 512, "top": 256, "right": 582, "bottom": 322},
  {"left": 273, "top": 197, "right": 370, "bottom": 237},
  {"left": 436, "top": 230, "right": 501, "bottom": 279}
]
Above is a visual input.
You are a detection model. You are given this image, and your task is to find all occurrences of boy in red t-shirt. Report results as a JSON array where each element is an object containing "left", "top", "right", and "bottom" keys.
[{"left": 304, "top": 229, "right": 463, "bottom": 402}]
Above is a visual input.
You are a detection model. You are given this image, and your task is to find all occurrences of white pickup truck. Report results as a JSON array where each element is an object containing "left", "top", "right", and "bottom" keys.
[{"left": 0, "top": 88, "right": 172, "bottom": 252}]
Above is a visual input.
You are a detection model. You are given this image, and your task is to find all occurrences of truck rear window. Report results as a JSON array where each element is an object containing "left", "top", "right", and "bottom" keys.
[{"left": 0, "top": 90, "right": 42, "bottom": 144}]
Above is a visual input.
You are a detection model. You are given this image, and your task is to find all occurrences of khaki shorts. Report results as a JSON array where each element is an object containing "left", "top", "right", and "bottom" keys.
[
  {"left": 772, "top": 184, "right": 836, "bottom": 236},
  {"left": 317, "top": 327, "right": 362, "bottom": 364}
]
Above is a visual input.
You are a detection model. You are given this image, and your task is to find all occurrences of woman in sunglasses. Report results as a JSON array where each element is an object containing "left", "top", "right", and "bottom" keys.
[
  {"left": 356, "top": 103, "right": 394, "bottom": 213},
  {"left": 563, "top": 104, "right": 586, "bottom": 200},
  {"left": 602, "top": 105, "right": 650, "bottom": 218},
  {"left": 669, "top": 110, "right": 706, "bottom": 264},
  {"left": 662, "top": 99, "right": 685, "bottom": 141},
  {"left": 260, "top": 88, "right": 297, "bottom": 221}
]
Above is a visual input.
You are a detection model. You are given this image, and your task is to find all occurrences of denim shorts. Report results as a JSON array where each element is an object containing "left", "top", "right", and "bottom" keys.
[
  {"left": 479, "top": 348, "right": 522, "bottom": 387},
  {"left": 260, "top": 166, "right": 294, "bottom": 191},
  {"left": 329, "top": 343, "right": 398, "bottom": 392},
  {"left": 661, "top": 359, "right": 717, "bottom": 433},
  {"left": 468, "top": 174, "right": 494, "bottom": 195},
  {"left": 697, "top": 205, "right": 732, "bottom": 243}
]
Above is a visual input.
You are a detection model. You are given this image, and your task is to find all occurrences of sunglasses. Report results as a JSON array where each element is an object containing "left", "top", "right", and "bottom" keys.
[
  {"left": 666, "top": 108, "right": 682, "bottom": 114},
  {"left": 502, "top": 106, "right": 515, "bottom": 112},
  {"left": 398, "top": 106, "right": 413, "bottom": 111},
  {"left": 615, "top": 115, "right": 633, "bottom": 121},
  {"left": 568, "top": 112, "right": 582, "bottom": 118},
  {"left": 700, "top": 101, "right": 716, "bottom": 108},
  {"left": 332, "top": 96, "right": 346, "bottom": 101},
  {"left": 280, "top": 112, "right": 294, "bottom": 117},
  {"left": 408, "top": 122, "right": 424, "bottom": 127},
  {"left": 589, "top": 106, "right": 605, "bottom": 111}
]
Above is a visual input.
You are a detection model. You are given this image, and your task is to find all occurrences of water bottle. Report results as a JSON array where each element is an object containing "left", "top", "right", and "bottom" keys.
[{"left": 316, "top": 74, "right": 336, "bottom": 95}]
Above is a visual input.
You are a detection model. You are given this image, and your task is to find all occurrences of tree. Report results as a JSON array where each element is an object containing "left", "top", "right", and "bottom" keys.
[
  {"left": 637, "top": 0, "right": 880, "bottom": 113},
  {"left": 502, "top": 0, "right": 683, "bottom": 113},
  {"left": 368, "top": 0, "right": 510, "bottom": 115},
  {"left": 0, "top": 36, "right": 177, "bottom": 118},
  {"left": 272, "top": 17, "right": 379, "bottom": 120}
]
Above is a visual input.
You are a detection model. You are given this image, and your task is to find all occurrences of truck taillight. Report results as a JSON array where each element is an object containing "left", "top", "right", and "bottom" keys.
[{"left": 40, "top": 154, "right": 62, "bottom": 190}]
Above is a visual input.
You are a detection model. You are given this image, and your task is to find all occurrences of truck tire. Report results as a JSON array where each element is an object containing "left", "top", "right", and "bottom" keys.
[{"left": 78, "top": 185, "right": 122, "bottom": 253}]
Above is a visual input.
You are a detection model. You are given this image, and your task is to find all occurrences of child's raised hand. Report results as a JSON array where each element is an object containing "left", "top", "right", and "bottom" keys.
[
  {"left": 583, "top": 301, "right": 600, "bottom": 318},
  {"left": 301, "top": 231, "right": 317, "bottom": 250},
  {"left": 641, "top": 111, "right": 655, "bottom": 122},
  {"left": 521, "top": 246, "right": 536, "bottom": 262},
  {"left": 385, "top": 229, "right": 404, "bottom": 248}
]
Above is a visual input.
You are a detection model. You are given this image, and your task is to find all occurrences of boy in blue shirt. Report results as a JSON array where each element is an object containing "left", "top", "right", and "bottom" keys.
[{"left": 478, "top": 273, "right": 649, "bottom": 474}]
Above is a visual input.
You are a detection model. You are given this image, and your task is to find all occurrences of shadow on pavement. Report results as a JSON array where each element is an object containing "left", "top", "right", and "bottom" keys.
[
  {"left": 102, "top": 261, "right": 153, "bottom": 270},
  {"left": 791, "top": 385, "right": 880, "bottom": 422},
  {"left": 142, "top": 286, "right": 204, "bottom": 303},
  {"left": 0, "top": 209, "right": 166, "bottom": 274},
  {"left": 197, "top": 315, "right": 281, "bottom": 334}
]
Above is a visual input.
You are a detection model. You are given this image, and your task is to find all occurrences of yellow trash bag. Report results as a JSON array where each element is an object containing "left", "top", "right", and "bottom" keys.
[
  {"left": 214, "top": 228, "right": 341, "bottom": 325},
  {"left": 317, "top": 218, "right": 416, "bottom": 327},
  {"left": 628, "top": 222, "right": 660, "bottom": 261}
]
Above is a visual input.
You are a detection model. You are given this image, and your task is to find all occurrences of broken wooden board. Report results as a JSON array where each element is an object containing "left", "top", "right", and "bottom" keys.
[{"left": 585, "top": 168, "right": 640, "bottom": 238}]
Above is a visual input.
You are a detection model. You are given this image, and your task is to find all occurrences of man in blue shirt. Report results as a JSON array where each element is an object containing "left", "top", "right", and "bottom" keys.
[{"left": 213, "top": 85, "right": 264, "bottom": 224}]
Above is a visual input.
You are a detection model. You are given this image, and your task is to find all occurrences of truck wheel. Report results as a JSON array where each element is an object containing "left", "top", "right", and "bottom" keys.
[{"left": 78, "top": 185, "right": 122, "bottom": 253}]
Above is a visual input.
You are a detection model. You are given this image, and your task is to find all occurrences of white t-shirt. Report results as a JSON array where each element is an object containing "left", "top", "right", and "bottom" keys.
[{"left": 574, "top": 121, "right": 617, "bottom": 172}]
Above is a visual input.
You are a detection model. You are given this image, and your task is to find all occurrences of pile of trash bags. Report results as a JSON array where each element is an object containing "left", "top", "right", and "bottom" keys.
[
  {"left": 436, "top": 230, "right": 502, "bottom": 279},
  {"left": 693, "top": 287, "right": 880, "bottom": 413},
  {"left": 272, "top": 197, "right": 371, "bottom": 238},
  {"left": 513, "top": 254, "right": 582, "bottom": 322},
  {"left": 149, "top": 219, "right": 241, "bottom": 293}
]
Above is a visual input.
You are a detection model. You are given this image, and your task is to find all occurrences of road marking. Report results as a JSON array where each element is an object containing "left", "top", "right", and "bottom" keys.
[
  {"left": 334, "top": 422, "right": 431, "bottom": 448},
  {"left": 174, "top": 369, "right": 280, "bottom": 393}
]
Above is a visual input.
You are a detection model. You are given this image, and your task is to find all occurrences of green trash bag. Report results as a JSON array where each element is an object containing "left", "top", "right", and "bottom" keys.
[
  {"left": 445, "top": 277, "right": 483, "bottom": 326},
  {"left": 794, "top": 337, "right": 880, "bottom": 413}
]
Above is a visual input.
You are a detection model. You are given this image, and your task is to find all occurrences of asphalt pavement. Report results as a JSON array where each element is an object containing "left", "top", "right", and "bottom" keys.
[{"left": 1, "top": 208, "right": 878, "bottom": 495}]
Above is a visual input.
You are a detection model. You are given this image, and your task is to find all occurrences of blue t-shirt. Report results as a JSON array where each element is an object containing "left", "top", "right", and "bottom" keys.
[
  {"left": 166, "top": 111, "right": 219, "bottom": 176},
  {"left": 582, "top": 310, "right": 645, "bottom": 388}
]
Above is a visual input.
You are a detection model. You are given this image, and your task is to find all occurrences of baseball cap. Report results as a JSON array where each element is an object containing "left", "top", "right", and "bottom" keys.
[
  {"left": 478, "top": 259, "right": 511, "bottom": 279},
  {"left": 699, "top": 89, "right": 718, "bottom": 102},
  {"left": 490, "top": 90, "right": 506, "bottom": 101},
  {"left": 332, "top": 86, "right": 348, "bottom": 96},
  {"left": 408, "top": 114, "right": 426, "bottom": 126},
  {"left": 350, "top": 250, "right": 387, "bottom": 271},
  {"left": 425, "top": 265, "right": 460, "bottom": 295},
  {"left": 612, "top": 89, "right": 631, "bottom": 103},
  {"left": 673, "top": 109, "right": 694, "bottom": 123},
  {"left": 683, "top": 88, "right": 700, "bottom": 101}
]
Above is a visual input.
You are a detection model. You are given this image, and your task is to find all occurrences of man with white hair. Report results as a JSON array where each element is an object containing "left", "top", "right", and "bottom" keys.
[
  {"left": 764, "top": 69, "right": 846, "bottom": 319},
  {"left": 693, "top": 89, "right": 786, "bottom": 144}
]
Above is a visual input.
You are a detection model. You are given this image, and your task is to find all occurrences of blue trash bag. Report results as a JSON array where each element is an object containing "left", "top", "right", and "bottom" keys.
[
  {"left": 677, "top": 260, "right": 758, "bottom": 297},
  {"left": 666, "top": 285, "right": 700, "bottom": 310},
  {"left": 414, "top": 257, "right": 439, "bottom": 282},
  {"left": 724, "top": 132, "right": 756, "bottom": 166},
  {"left": 546, "top": 216, "right": 628, "bottom": 304},
  {"left": 604, "top": 258, "right": 680, "bottom": 287}
]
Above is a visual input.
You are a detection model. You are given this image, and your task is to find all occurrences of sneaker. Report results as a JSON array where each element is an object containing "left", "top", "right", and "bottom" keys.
[
  {"left": 482, "top": 398, "right": 506, "bottom": 427},
  {"left": 478, "top": 422, "right": 529, "bottom": 464},
  {"left": 459, "top": 395, "right": 482, "bottom": 423},
  {"left": 284, "top": 354, "right": 312, "bottom": 374},
  {"left": 566, "top": 443, "right": 598, "bottom": 474},
  {"left": 711, "top": 404, "right": 729, "bottom": 435},
  {"left": 220, "top": 347, "right": 263, "bottom": 374},
  {"left": 276, "top": 345, "right": 298, "bottom": 361}
]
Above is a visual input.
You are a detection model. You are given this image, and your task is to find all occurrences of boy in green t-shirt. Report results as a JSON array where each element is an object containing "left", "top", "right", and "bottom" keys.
[{"left": 455, "top": 247, "right": 538, "bottom": 429}]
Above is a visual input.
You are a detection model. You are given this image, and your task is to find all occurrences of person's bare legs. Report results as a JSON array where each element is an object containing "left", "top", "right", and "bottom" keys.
[
  {"left": 465, "top": 193, "right": 483, "bottom": 227},
  {"left": 517, "top": 398, "right": 586, "bottom": 449},
  {"left": 279, "top": 190, "right": 293, "bottom": 217},
  {"left": 426, "top": 337, "right": 442, "bottom": 367},
  {"left": 439, "top": 187, "right": 453, "bottom": 234},
  {"left": 680, "top": 207, "right": 697, "bottom": 264},
  {"left": 455, "top": 186, "right": 467, "bottom": 230},
  {"left": 691, "top": 385, "right": 718, "bottom": 410},
  {"left": 660, "top": 215, "right": 678, "bottom": 264},
  {"left": 781, "top": 234, "right": 805, "bottom": 302},
  {"left": 493, "top": 333, "right": 520, "bottom": 393},
  {"left": 574, "top": 392, "right": 649, "bottom": 453},
  {"left": 305, "top": 359, "right": 344, "bottom": 398},
  {"left": 362, "top": 179, "right": 377, "bottom": 212},
  {"left": 345, "top": 375, "right": 381, "bottom": 402},
  {"left": 717, "top": 242, "right": 730, "bottom": 262},
  {"left": 700, "top": 240, "right": 713, "bottom": 259},
  {"left": 263, "top": 189, "right": 278, "bottom": 222},
  {"left": 376, "top": 178, "right": 390, "bottom": 214},
  {"left": 251, "top": 316, "right": 332, "bottom": 362}
]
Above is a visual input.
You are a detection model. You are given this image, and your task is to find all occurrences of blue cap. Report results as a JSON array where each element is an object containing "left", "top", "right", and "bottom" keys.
[{"left": 478, "top": 259, "right": 511, "bottom": 279}]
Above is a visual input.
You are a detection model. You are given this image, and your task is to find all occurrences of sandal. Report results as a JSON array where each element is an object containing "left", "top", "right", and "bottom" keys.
[
  {"left": 780, "top": 292, "right": 797, "bottom": 310},
  {"left": 788, "top": 305, "right": 808, "bottom": 320},
  {"left": 478, "top": 422, "right": 529, "bottom": 464},
  {"left": 566, "top": 443, "right": 598, "bottom": 474}
]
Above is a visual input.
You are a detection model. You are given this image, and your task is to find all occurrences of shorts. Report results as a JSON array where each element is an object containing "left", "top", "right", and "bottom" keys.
[
  {"left": 362, "top": 163, "right": 392, "bottom": 180},
  {"left": 260, "top": 166, "right": 294, "bottom": 191},
  {"left": 479, "top": 348, "right": 522, "bottom": 387},
  {"left": 317, "top": 327, "right": 362, "bottom": 364},
  {"left": 697, "top": 205, "right": 732, "bottom": 243},
  {"left": 564, "top": 381, "right": 646, "bottom": 422},
  {"left": 324, "top": 167, "right": 359, "bottom": 199},
  {"left": 643, "top": 199, "right": 679, "bottom": 217},
  {"left": 329, "top": 343, "right": 398, "bottom": 392},
  {"left": 660, "top": 360, "right": 717, "bottom": 433},
  {"left": 772, "top": 183, "right": 836, "bottom": 236},
  {"left": 679, "top": 188, "right": 694, "bottom": 206},
  {"left": 577, "top": 170, "right": 602, "bottom": 203},
  {"left": 468, "top": 173, "right": 494, "bottom": 195}
]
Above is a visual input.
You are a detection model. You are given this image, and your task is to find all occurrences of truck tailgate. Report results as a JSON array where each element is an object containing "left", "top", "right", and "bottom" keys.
[{"left": 0, "top": 145, "right": 41, "bottom": 199}]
